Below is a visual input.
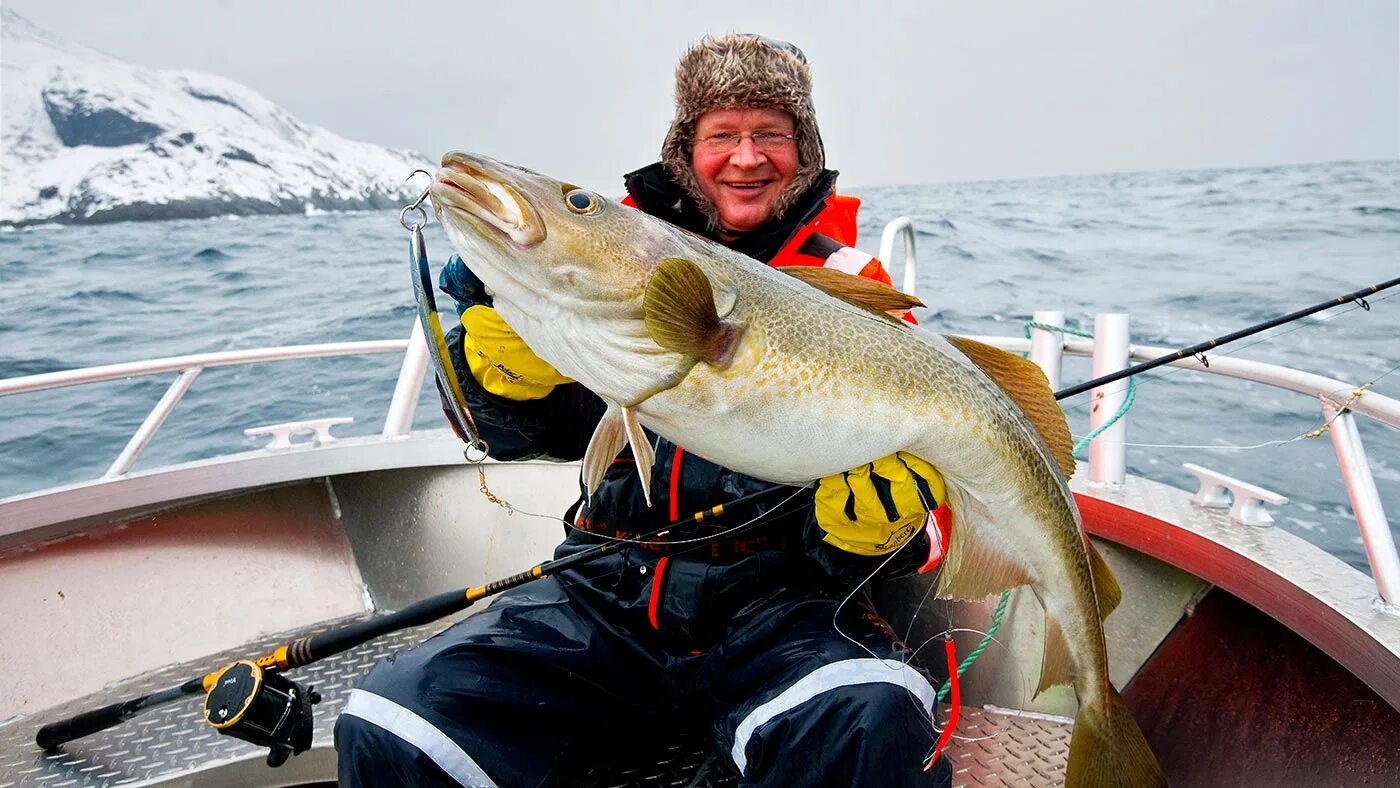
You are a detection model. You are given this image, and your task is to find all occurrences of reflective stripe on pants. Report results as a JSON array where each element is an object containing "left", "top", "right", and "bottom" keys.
[
  {"left": 729, "top": 657, "right": 936, "bottom": 774},
  {"left": 342, "top": 689, "right": 500, "bottom": 788}
]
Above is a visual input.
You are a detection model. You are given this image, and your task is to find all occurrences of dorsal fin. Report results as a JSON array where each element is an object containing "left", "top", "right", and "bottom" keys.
[
  {"left": 644, "top": 258, "right": 742, "bottom": 366},
  {"left": 778, "top": 266, "right": 924, "bottom": 322},
  {"left": 944, "top": 335, "right": 1076, "bottom": 479}
]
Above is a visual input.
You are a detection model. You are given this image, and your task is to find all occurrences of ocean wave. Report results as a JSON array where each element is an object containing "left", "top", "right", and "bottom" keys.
[
  {"left": 67, "top": 288, "right": 154, "bottom": 304},
  {"left": 1225, "top": 226, "right": 1347, "bottom": 242},
  {"left": 913, "top": 217, "right": 958, "bottom": 235},
  {"left": 192, "top": 247, "right": 233, "bottom": 261},
  {"left": 991, "top": 217, "right": 1045, "bottom": 231},
  {"left": 1019, "top": 247, "right": 1066, "bottom": 263},
  {"left": 935, "top": 244, "right": 976, "bottom": 261},
  {"left": 0, "top": 356, "right": 70, "bottom": 378}
]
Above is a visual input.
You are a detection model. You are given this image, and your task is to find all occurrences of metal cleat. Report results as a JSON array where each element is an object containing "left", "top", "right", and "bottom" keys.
[
  {"left": 1182, "top": 463, "right": 1289, "bottom": 526},
  {"left": 244, "top": 417, "right": 354, "bottom": 451}
]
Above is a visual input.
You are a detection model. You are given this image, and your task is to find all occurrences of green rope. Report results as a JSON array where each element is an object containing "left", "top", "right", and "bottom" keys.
[
  {"left": 1023, "top": 319, "right": 1138, "bottom": 458},
  {"left": 1071, "top": 375, "right": 1136, "bottom": 457},
  {"left": 1023, "top": 320, "right": 1095, "bottom": 340},
  {"left": 931, "top": 319, "right": 1139, "bottom": 706},
  {"left": 936, "top": 588, "right": 1011, "bottom": 702}
]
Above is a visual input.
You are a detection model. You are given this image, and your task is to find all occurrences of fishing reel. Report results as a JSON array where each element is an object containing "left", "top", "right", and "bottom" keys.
[{"left": 203, "top": 660, "right": 320, "bottom": 767}]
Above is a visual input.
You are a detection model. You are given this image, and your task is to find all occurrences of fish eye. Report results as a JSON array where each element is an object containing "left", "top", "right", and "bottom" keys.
[{"left": 565, "top": 189, "right": 599, "bottom": 215}]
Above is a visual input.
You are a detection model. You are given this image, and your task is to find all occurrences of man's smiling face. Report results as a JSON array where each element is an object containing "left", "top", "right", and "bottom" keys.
[{"left": 690, "top": 107, "right": 800, "bottom": 235}]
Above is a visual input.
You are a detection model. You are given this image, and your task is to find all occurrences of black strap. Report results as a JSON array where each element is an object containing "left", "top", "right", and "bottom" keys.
[{"left": 795, "top": 232, "right": 843, "bottom": 261}]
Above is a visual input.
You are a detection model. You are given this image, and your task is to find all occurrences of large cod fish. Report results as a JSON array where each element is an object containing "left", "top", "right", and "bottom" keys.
[{"left": 429, "top": 152, "right": 1166, "bottom": 787}]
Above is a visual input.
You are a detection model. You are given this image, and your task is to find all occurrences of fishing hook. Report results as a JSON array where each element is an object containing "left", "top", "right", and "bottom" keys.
[{"left": 400, "top": 169, "right": 433, "bottom": 232}]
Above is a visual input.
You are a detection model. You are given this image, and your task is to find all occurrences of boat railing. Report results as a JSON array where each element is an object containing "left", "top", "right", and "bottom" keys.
[
  {"left": 0, "top": 330, "right": 426, "bottom": 479},
  {"left": 880, "top": 216, "right": 918, "bottom": 296},
  {"left": 972, "top": 311, "right": 1400, "bottom": 607},
  {"left": 0, "top": 218, "right": 1394, "bottom": 605}
]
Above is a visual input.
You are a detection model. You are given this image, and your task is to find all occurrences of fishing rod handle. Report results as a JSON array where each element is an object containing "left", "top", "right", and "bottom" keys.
[
  {"left": 36, "top": 701, "right": 140, "bottom": 750},
  {"left": 35, "top": 679, "right": 202, "bottom": 750}
]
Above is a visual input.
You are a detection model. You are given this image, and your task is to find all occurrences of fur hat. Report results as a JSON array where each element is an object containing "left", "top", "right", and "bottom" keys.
[{"left": 661, "top": 34, "right": 826, "bottom": 229}]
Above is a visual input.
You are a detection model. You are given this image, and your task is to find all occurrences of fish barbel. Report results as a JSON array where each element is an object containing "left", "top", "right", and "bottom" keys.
[{"left": 428, "top": 151, "right": 1166, "bottom": 787}]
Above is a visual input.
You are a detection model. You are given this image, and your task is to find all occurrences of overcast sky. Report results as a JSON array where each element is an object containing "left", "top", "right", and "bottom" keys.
[{"left": 6, "top": 0, "right": 1397, "bottom": 191}]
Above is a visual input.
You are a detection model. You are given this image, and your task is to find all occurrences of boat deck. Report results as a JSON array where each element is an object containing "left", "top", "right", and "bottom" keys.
[{"left": 0, "top": 615, "right": 1071, "bottom": 787}]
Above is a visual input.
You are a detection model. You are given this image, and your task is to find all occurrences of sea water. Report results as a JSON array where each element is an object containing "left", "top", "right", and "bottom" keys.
[{"left": 1, "top": 159, "right": 1396, "bottom": 571}]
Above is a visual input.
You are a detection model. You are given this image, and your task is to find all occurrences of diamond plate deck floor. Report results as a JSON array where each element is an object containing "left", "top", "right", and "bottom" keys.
[
  {"left": 1, "top": 615, "right": 1073, "bottom": 787},
  {"left": 946, "top": 707, "right": 1071, "bottom": 787}
]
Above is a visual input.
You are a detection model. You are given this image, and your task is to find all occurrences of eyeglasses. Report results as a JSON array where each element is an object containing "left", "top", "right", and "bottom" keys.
[{"left": 691, "top": 131, "right": 799, "bottom": 153}]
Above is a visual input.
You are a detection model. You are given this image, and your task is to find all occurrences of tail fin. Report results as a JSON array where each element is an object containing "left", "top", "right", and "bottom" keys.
[{"left": 1066, "top": 685, "right": 1166, "bottom": 788}]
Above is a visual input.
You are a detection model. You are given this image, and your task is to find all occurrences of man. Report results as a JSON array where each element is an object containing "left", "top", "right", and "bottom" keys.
[{"left": 336, "top": 34, "right": 953, "bottom": 787}]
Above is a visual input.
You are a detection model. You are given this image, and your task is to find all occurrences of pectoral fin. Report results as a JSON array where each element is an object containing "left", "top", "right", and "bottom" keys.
[
  {"left": 944, "top": 335, "right": 1077, "bottom": 479},
  {"left": 645, "top": 258, "right": 742, "bottom": 367},
  {"left": 934, "top": 484, "right": 1032, "bottom": 601},
  {"left": 778, "top": 266, "right": 924, "bottom": 322}
]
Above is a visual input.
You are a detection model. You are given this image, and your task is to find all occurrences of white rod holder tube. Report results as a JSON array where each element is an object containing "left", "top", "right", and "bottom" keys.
[
  {"left": 103, "top": 367, "right": 202, "bottom": 479},
  {"left": 878, "top": 217, "right": 918, "bottom": 297},
  {"left": 1322, "top": 397, "right": 1400, "bottom": 606},
  {"left": 383, "top": 320, "right": 429, "bottom": 438},
  {"left": 1089, "top": 314, "right": 1130, "bottom": 485},
  {"left": 1028, "top": 310, "right": 1065, "bottom": 391}
]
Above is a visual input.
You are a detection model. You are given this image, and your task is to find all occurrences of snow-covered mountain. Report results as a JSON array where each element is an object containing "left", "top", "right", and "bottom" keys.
[{"left": 0, "top": 10, "right": 431, "bottom": 227}]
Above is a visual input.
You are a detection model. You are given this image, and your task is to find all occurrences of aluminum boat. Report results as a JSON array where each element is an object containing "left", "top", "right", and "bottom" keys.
[{"left": 2, "top": 220, "right": 1396, "bottom": 787}]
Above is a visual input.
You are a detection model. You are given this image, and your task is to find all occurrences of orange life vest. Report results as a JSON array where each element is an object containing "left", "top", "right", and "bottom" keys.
[{"left": 620, "top": 191, "right": 912, "bottom": 321}]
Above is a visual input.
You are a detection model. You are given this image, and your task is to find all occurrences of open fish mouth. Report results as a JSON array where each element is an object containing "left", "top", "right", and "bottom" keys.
[{"left": 430, "top": 152, "right": 546, "bottom": 247}]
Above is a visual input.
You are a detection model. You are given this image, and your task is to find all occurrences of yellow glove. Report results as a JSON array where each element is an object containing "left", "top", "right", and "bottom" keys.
[
  {"left": 461, "top": 305, "right": 573, "bottom": 400},
  {"left": 815, "top": 452, "right": 948, "bottom": 556}
]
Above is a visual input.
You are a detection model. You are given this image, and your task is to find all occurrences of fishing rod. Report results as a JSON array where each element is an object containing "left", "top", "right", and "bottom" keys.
[
  {"left": 1051, "top": 275, "right": 1400, "bottom": 401},
  {"left": 33, "top": 482, "right": 802, "bottom": 762}
]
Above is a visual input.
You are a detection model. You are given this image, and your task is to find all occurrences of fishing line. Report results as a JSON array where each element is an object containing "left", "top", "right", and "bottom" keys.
[
  {"left": 1051, "top": 277, "right": 1400, "bottom": 402},
  {"left": 547, "top": 485, "right": 812, "bottom": 596},
  {"left": 1366, "top": 358, "right": 1400, "bottom": 387},
  {"left": 1056, "top": 288, "right": 1400, "bottom": 415},
  {"left": 468, "top": 466, "right": 811, "bottom": 550},
  {"left": 900, "top": 561, "right": 943, "bottom": 648},
  {"left": 1125, "top": 289, "right": 1400, "bottom": 390},
  {"left": 1064, "top": 345, "right": 1397, "bottom": 453},
  {"left": 566, "top": 484, "right": 811, "bottom": 549},
  {"left": 904, "top": 627, "right": 1012, "bottom": 749},
  {"left": 831, "top": 481, "right": 941, "bottom": 672},
  {"left": 823, "top": 546, "right": 944, "bottom": 735},
  {"left": 1081, "top": 437, "right": 1300, "bottom": 451}
]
